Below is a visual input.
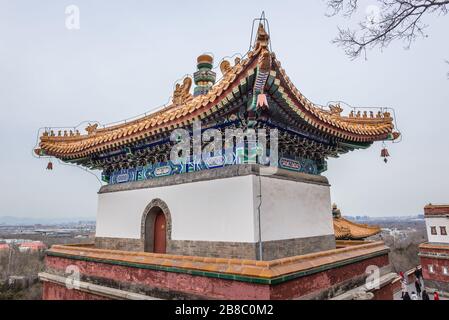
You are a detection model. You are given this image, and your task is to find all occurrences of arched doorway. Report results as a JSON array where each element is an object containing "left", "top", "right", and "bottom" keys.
[
  {"left": 153, "top": 211, "right": 166, "bottom": 253},
  {"left": 141, "top": 199, "right": 171, "bottom": 253}
]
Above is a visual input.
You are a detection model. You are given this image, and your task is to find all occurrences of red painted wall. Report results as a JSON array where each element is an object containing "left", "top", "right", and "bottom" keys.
[
  {"left": 372, "top": 281, "right": 396, "bottom": 300},
  {"left": 44, "top": 253, "right": 390, "bottom": 300},
  {"left": 420, "top": 256, "right": 449, "bottom": 283},
  {"left": 45, "top": 256, "right": 269, "bottom": 299},
  {"left": 270, "top": 255, "right": 390, "bottom": 299},
  {"left": 424, "top": 206, "right": 449, "bottom": 216},
  {"left": 43, "top": 281, "right": 109, "bottom": 300}
]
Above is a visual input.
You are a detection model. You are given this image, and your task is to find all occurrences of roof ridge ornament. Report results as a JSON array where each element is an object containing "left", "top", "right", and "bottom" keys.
[
  {"left": 85, "top": 123, "right": 98, "bottom": 135},
  {"left": 219, "top": 60, "right": 232, "bottom": 76},
  {"left": 329, "top": 104, "right": 343, "bottom": 115},
  {"left": 172, "top": 77, "right": 193, "bottom": 105},
  {"left": 220, "top": 57, "right": 242, "bottom": 77}
]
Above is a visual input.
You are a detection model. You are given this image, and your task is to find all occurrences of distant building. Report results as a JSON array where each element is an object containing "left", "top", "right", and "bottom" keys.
[
  {"left": 34, "top": 229, "right": 73, "bottom": 237},
  {"left": 419, "top": 204, "right": 449, "bottom": 296},
  {"left": 18, "top": 241, "right": 47, "bottom": 252},
  {"left": 0, "top": 243, "right": 9, "bottom": 251}
]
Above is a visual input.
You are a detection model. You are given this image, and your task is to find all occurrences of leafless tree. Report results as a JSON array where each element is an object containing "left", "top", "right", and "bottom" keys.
[{"left": 326, "top": 0, "right": 449, "bottom": 59}]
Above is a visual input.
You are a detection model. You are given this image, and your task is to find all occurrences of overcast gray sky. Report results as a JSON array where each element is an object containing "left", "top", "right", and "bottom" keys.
[{"left": 0, "top": 0, "right": 448, "bottom": 219}]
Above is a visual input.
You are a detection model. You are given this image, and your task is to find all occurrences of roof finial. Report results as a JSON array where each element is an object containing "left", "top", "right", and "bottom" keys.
[
  {"left": 193, "top": 54, "right": 216, "bottom": 96},
  {"left": 254, "top": 23, "right": 269, "bottom": 49},
  {"left": 249, "top": 12, "right": 271, "bottom": 51},
  {"left": 332, "top": 203, "right": 341, "bottom": 218}
]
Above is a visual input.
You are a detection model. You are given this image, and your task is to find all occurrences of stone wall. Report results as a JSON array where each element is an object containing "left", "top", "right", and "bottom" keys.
[
  {"left": 94, "top": 234, "right": 336, "bottom": 260},
  {"left": 261, "top": 235, "right": 335, "bottom": 260},
  {"left": 95, "top": 237, "right": 143, "bottom": 251}
]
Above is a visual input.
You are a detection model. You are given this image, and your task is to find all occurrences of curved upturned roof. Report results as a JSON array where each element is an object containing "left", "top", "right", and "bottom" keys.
[
  {"left": 35, "top": 24, "right": 399, "bottom": 160},
  {"left": 333, "top": 217, "right": 381, "bottom": 240}
]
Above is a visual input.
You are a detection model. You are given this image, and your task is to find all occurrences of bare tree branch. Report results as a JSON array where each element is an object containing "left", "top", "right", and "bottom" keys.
[
  {"left": 326, "top": 0, "right": 359, "bottom": 17},
  {"left": 326, "top": 0, "right": 449, "bottom": 59}
]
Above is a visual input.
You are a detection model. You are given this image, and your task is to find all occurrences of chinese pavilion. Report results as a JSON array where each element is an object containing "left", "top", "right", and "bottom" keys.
[
  {"left": 36, "top": 21, "right": 401, "bottom": 300},
  {"left": 332, "top": 204, "right": 381, "bottom": 240}
]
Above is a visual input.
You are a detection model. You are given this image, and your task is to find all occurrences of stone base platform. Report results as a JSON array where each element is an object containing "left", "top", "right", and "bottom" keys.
[{"left": 39, "top": 241, "right": 397, "bottom": 300}]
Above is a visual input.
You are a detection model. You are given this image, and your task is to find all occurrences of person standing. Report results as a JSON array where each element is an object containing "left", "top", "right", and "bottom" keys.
[
  {"left": 411, "top": 291, "right": 419, "bottom": 300},
  {"left": 415, "top": 278, "right": 422, "bottom": 297},
  {"left": 414, "top": 267, "right": 422, "bottom": 280},
  {"left": 402, "top": 292, "right": 411, "bottom": 300},
  {"left": 422, "top": 290, "right": 430, "bottom": 300},
  {"left": 414, "top": 266, "right": 423, "bottom": 286},
  {"left": 434, "top": 291, "right": 440, "bottom": 300},
  {"left": 401, "top": 280, "right": 407, "bottom": 298},
  {"left": 401, "top": 271, "right": 408, "bottom": 285}
]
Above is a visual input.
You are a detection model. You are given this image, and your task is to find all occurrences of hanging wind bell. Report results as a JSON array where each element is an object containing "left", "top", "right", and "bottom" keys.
[
  {"left": 46, "top": 160, "right": 53, "bottom": 170},
  {"left": 380, "top": 145, "right": 390, "bottom": 163}
]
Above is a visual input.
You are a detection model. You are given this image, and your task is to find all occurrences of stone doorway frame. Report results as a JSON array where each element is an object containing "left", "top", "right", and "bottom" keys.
[{"left": 141, "top": 198, "right": 172, "bottom": 253}]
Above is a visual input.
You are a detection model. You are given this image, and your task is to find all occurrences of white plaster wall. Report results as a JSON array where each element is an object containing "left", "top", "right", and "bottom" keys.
[
  {"left": 255, "top": 176, "right": 334, "bottom": 241},
  {"left": 96, "top": 174, "right": 334, "bottom": 243},
  {"left": 425, "top": 217, "right": 449, "bottom": 244},
  {"left": 96, "top": 175, "right": 257, "bottom": 242}
]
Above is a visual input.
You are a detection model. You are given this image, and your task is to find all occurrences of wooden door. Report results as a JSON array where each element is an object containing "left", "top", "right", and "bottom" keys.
[{"left": 153, "top": 212, "right": 166, "bottom": 253}]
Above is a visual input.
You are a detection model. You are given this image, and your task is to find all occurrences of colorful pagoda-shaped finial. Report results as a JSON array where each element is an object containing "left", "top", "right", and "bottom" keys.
[{"left": 193, "top": 54, "right": 216, "bottom": 96}]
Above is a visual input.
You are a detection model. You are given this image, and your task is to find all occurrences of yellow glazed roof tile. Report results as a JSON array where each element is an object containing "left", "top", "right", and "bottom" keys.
[
  {"left": 333, "top": 217, "right": 381, "bottom": 240},
  {"left": 47, "top": 240, "right": 389, "bottom": 280},
  {"left": 35, "top": 25, "right": 398, "bottom": 160}
]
